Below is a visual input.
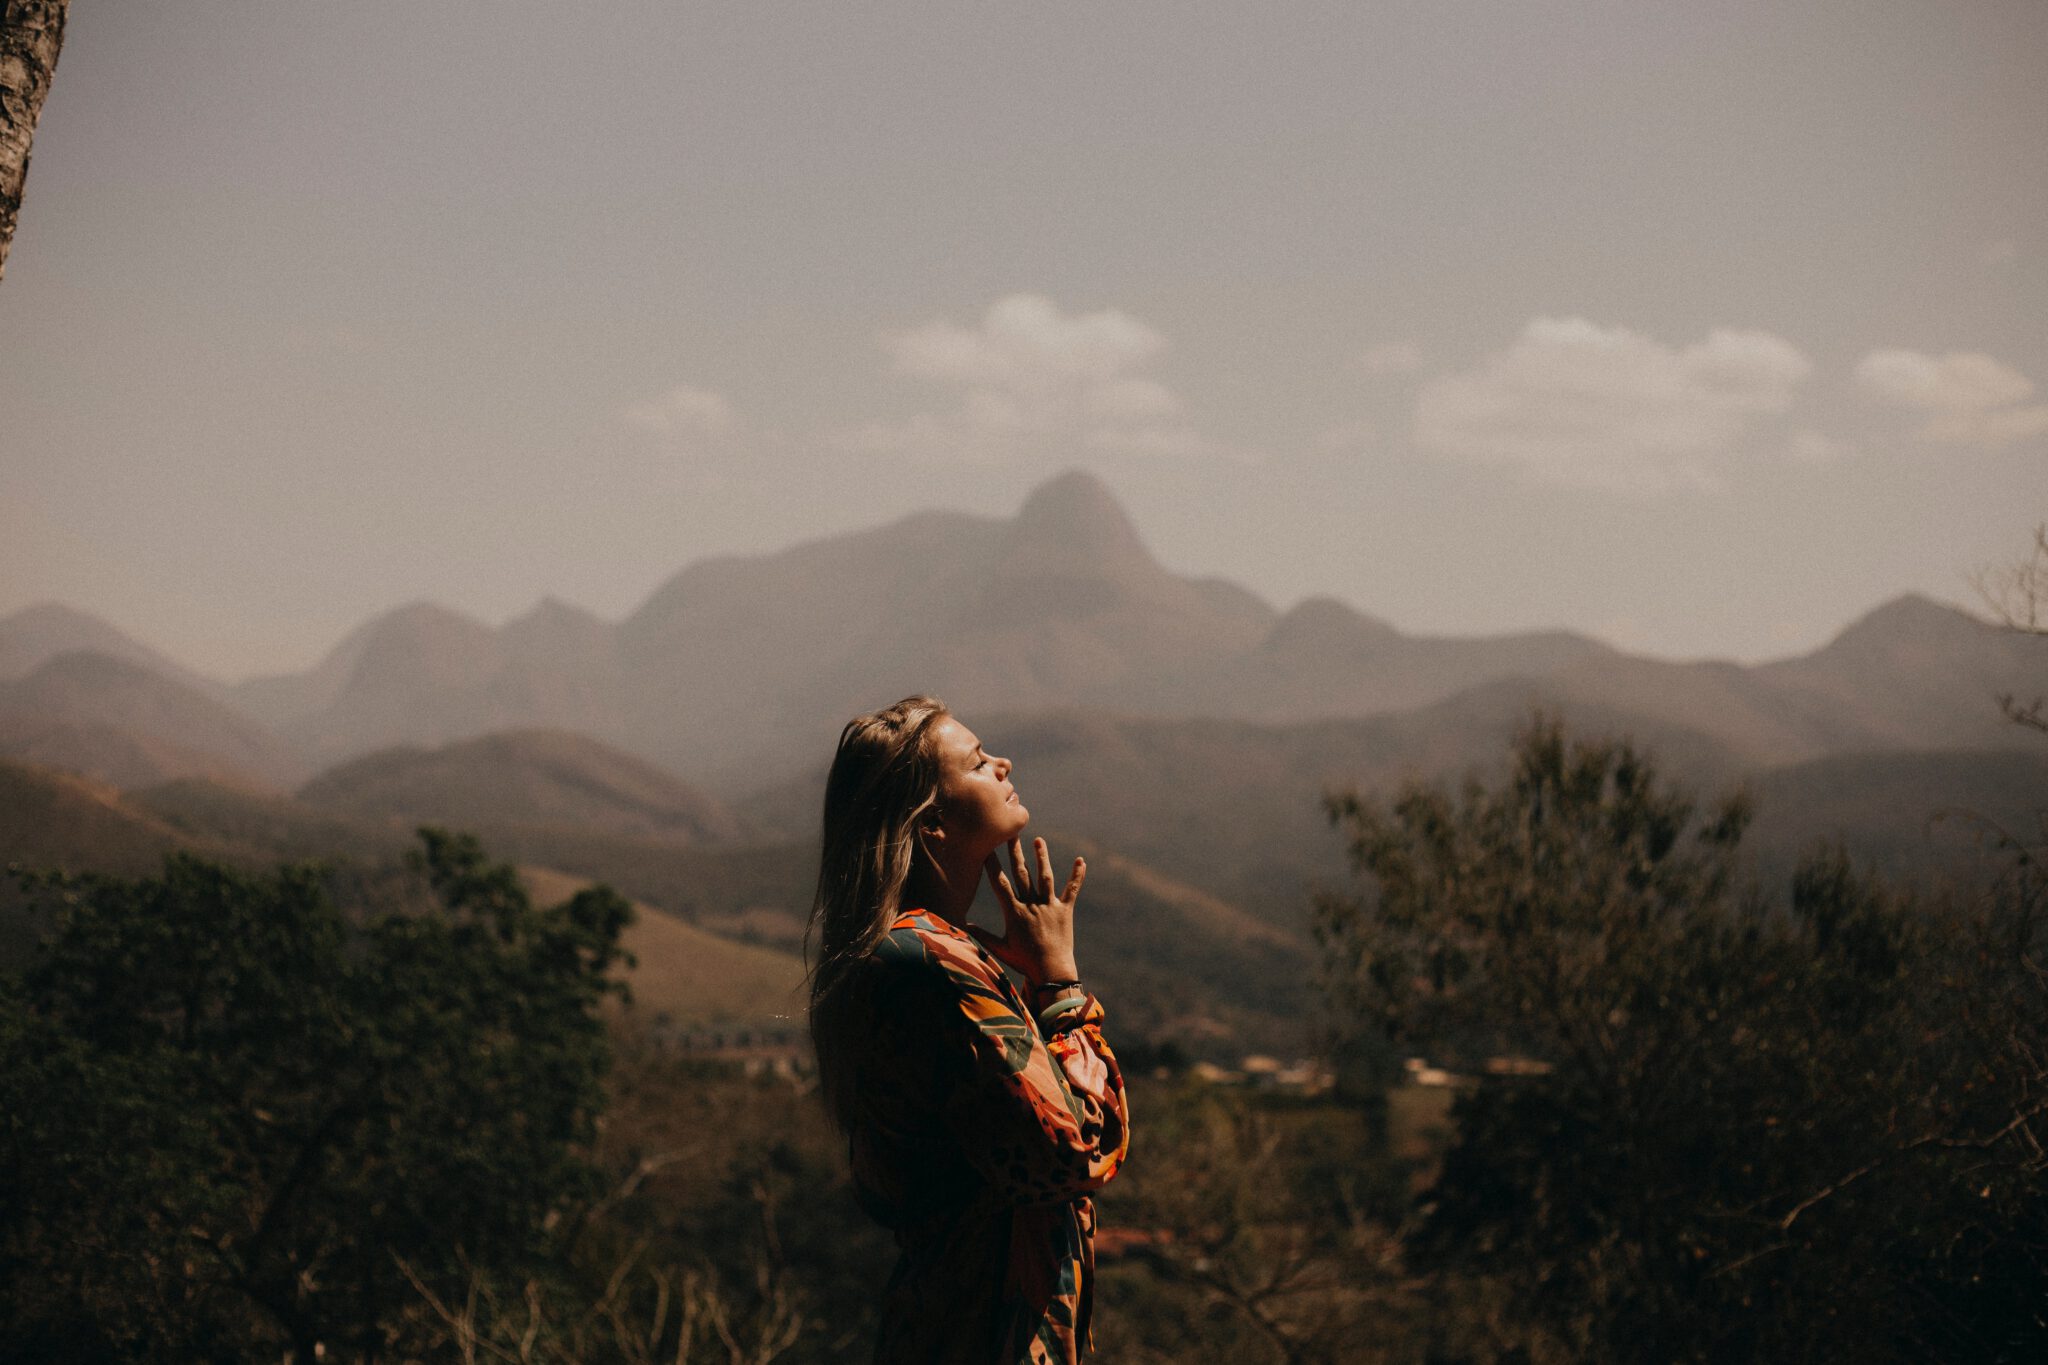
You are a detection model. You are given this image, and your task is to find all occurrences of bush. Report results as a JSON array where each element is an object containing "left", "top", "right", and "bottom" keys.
[
  {"left": 0, "top": 830, "right": 630, "bottom": 1362},
  {"left": 1315, "top": 716, "right": 2048, "bottom": 1363}
]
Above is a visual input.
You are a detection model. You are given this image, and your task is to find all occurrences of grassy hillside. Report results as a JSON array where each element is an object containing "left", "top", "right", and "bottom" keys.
[{"left": 517, "top": 866, "right": 805, "bottom": 1030}]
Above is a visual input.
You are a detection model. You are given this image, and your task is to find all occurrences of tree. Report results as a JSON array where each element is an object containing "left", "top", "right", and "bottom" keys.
[
  {"left": 0, "top": 0, "right": 69, "bottom": 281},
  {"left": 1975, "top": 521, "right": 2048, "bottom": 733},
  {"left": 0, "top": 829, "right": 632, "bottom": 1362},
  {"left": 1315, "top": 716, "right": 2048, "bottom": 1363}
]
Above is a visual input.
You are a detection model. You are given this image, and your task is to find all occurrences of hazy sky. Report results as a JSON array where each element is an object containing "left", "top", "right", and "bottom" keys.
[{"left": 3, "top": 0, "right": 2043, "bottom": 681}]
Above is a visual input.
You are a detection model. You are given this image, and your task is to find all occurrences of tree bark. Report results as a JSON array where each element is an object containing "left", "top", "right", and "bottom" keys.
[{"left": 0, "top": 0, "right": 69, "bottom": 283}]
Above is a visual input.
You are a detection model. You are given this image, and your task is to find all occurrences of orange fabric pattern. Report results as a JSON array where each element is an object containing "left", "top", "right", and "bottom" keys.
[{"left": 846, "top": 907, "right": 1129, "bottom": 1364}]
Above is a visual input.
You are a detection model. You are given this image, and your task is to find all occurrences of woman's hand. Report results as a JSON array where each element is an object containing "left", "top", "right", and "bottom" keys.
[{"left": 970, "top": 836, "right": 1085, "bottom": 989}]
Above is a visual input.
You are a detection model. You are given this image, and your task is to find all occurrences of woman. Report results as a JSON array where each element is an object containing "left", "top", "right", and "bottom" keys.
[{"left": 807, "top": 696, "right": 1129, "bottom": 1364}]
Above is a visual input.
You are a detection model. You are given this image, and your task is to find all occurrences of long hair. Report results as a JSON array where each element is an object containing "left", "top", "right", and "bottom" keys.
[{"left": 806, "top": 694, "right": 950, "bottom": 1132}]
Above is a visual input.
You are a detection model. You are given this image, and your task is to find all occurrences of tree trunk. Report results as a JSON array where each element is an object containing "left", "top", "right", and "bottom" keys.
[{"left": 0, "top": 0, "right": 69, "bottom": 283}]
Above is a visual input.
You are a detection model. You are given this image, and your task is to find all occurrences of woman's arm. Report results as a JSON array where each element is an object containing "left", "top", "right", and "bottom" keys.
[{"left": 932, "top": 944, "right": 1130, "bottom": 1205}]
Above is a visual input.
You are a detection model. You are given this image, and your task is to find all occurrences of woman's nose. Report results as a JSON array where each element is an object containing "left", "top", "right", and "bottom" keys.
[{"left": 995, "top": 754, "right": 1012, "bottom": 777}]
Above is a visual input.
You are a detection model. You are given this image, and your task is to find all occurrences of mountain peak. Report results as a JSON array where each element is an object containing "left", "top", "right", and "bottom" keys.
[
  {"left": 1010, "top": 469, "right": 1149, "bottom": 563},
  {"left": 507, "top": 595, "right": 605, "bottom": 632},
  {"left": 0, "top": 601, "right": 216, "bottom": 691},
  {"left": 1825, "top": 593, "right": 1987, "bottom": 652}
]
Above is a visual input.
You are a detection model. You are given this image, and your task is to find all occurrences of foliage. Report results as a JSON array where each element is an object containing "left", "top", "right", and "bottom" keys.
[
  {"left": 0, "top": 829, "right": 631, "bottom": 1362},
  {"left": 1315, "top": 715, "right": 2048, "bottom": 1364},
  {"left": 381, "top": 1045, "right": 894, "bottom": 1364},
  {"left": 1092, "top": 1077, "right": 1426, "bottom": 1365}
]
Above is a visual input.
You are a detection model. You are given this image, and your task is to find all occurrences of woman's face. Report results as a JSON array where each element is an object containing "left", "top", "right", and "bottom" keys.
[{"left": 929, "top": 716, "right": 1029, "bottom": 857}]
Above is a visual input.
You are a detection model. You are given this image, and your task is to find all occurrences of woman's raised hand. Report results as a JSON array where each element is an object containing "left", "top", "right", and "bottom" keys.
[{"left": 970, "top": 836, "right": 1085, "bottom": 989}]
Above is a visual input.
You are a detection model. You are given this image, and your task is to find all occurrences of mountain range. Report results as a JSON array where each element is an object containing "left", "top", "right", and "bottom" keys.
[
  {"left": 3, "top": 470, "right": 2041, "bottom": 1050},
  {"left": 5, "top": 470, "right": 2036, "bottom": 797}
]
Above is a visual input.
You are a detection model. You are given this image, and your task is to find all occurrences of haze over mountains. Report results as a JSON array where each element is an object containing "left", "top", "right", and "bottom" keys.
[
  {"left": 3, "top": 470, "right": 2041, "bottom": 1046},
  {"left": 6, "top": 469, "right": 2034, "bottom": 799}
]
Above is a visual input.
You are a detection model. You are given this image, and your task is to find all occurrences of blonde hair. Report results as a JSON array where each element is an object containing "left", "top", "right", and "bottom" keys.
[{"left": 806, "top": 695, "right": 950, "bottom": 1131}]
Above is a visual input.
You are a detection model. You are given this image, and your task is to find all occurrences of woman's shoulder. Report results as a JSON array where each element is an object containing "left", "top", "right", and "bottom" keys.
[{"left": 871, "top": 907, "right": 1002, "bottom": 989}]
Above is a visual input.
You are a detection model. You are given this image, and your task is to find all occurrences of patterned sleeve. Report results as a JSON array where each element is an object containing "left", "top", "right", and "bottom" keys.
[{"left": 917, "top": 926, "right": 1130, "bottom": 1206}]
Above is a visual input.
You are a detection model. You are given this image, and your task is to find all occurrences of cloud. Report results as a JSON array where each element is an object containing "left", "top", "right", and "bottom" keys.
[
  {"left": 1358, "top": 341, "right": 1425, "bottom": 376},
  {"left": 889, "top": 293, "right": 1165, "bottom": 390},
  {"left": 1853, "top": 348, "right": 2048, "bottom": 449},
  {"left": 851, "top": 293, "right": 1231, "bottom": 463},
  {"left": 1413, "top": 317, "right": 1812, "bottom": 493},
  {"left": 1919, "top": 404, "right": 2048, "bottom": 447},
  {"left": 623, "top": 384, "right": 735, "bottom": 438},
  {"left": 1854, "top": 349, "right": 2033, "bottom": 412}
]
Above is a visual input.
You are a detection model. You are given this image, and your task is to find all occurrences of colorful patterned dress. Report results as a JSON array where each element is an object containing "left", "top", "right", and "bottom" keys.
[{"left": 844, "top": 906, "right": 1130, "bottom": 1364}]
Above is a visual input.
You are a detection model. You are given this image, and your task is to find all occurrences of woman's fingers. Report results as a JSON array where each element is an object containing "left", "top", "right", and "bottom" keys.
[
  {"left": 1006, "top": 836, "right": 1030, "bottom": 895},
  {"left": 1033, "top": 837, "right": 1055, "bottom": 898},
  {"left": 984, "top": 855, "right": 1018, "bottom": 912},
  {"left": 1062, "top": 856, "right": 1086, "bottom": 906}
]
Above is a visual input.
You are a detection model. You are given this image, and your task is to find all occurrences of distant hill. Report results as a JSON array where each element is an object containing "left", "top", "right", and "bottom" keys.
[
  {"left": 296, "top": 728, "right": 745, "bottom": 842},
  {"left": 1756, "top": 593, "right": 2048, "bottom": 754},
  {"left": 0, "top": 651, "right": 302, "bottom": 790},
  {"left": 1743, "top": 747, "right": 2048, "bottom": 888},
  {"left": 0, "top": 602, "right": 224, "bottom": 696},
  {"left": 129, "top": 776, "right": 404, "bottom": 866},
  {"left": 0, "top": 759, "right": 251, "bottom": 966},
  {"left": 0, "top": 757, "right": 218, "bottom": 877},
  {"left": 250, "top": 599, "right": 632, "bottom": 768},
  {"left": 1141, "top": 594, "right": 1612, "bottom": 722}
]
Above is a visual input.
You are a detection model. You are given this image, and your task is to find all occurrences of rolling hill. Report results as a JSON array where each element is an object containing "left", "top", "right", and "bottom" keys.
[
  {"left": 296, "top": 728, "right": 745, "bottom": 842},
  {"left": 0, "top": 650, "right": 303, "bottom": 789}
]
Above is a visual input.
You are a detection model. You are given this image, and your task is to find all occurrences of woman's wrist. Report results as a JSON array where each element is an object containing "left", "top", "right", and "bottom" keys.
[{"left": 1027, "top": 959, "right": 1080, "bottom": 990}]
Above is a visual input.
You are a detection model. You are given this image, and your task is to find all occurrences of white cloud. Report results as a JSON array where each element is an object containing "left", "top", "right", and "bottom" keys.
[
  {"left": 623, "top": 384, "right": 736, "bottom": 437},
  {"left": 1413, "top": 317, "right": 1812, "bottom": 494},
  {"left": 1854, "top": 349, "right": 2033, "bottom": 412},
  {"left": 854, "top": 293, "right": 1228, "bottom": 463},
  {"left": 1853, "top": 348, "right": 2048, "bottom": 450},
  {"left": 889, "top": 293, "right": 1165, "bottom": 390},
  {"left": 1358, "top": 341, "right": 1426, "bottom": 376},
  {"left": 1919, "top": 403, "right": 2048, "bottom": 449}
]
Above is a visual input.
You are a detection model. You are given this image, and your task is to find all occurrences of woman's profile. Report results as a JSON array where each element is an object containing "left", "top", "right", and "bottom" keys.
[{"left": 806, "top": 695, "right": 1129, "bottom": 1364}]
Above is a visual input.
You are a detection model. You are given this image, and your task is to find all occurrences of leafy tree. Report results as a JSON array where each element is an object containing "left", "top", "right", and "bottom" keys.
[
  {"left": 1315, "top": 716, "right": 2048, "bottom": 1364},
  {"left": 0, "top": 829, "right": 631, "bottom": 1362}
]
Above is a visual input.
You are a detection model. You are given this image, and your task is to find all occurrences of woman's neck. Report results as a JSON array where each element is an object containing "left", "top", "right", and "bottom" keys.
[{"left": 904, "top": 855, "right": 978, "bottom": 931}]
